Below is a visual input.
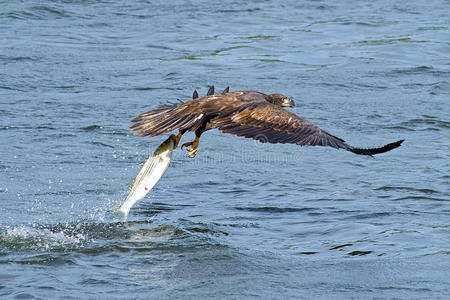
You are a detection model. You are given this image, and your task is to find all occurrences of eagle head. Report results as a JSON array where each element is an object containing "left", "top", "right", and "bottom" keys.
[{"left": 265, "top": 93, "right": 295, "bottom": 108}]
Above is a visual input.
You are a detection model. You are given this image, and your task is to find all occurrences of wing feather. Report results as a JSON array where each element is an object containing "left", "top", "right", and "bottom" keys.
[
  {"left": 213, "top": 101, "right": 366, "bottom": 153},
  {"left": 129, "top": 91, "right": 258, "bottom": 137},
  {"left": 215, "top": 102, "right": 403, "bottom": 155}
]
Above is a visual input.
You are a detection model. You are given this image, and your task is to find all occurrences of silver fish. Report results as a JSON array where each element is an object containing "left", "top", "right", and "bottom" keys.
[{"left": 116, "top": 136, "right": 174, "bottom": 218}]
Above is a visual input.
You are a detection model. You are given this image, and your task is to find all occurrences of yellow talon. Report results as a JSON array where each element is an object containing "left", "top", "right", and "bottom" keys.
[
  {"left": 182, "top": 136, "right": 199, "bottom": 158},
  {"left": 169, "top": 131, "right": 184, "bottom": 149}
]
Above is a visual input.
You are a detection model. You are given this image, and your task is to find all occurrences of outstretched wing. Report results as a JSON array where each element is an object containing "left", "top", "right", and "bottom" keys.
[{"left": 213, "top": 101, "right": 404, "bottom": 156}]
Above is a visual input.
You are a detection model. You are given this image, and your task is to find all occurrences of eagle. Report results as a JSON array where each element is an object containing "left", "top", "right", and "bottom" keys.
[{"left": 130, "top": 86, "right": 404, "bottom": 157}]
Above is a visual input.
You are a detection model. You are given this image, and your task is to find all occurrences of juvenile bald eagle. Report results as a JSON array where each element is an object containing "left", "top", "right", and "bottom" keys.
[{"left": 130, "top": 86, "right": 404, "bottom": 157}]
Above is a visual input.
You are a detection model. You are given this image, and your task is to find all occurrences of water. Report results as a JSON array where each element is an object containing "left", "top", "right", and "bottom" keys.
[{"left": 1, "top": 0, "right": 449, "bottom": 298}]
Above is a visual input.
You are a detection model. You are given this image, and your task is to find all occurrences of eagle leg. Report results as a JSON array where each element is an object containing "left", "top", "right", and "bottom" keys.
[{"left": 181, "top": 120, "right": 208, "bottom": 158}]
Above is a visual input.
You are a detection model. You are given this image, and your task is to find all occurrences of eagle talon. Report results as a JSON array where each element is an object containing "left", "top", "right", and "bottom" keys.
[
  {"left": 181, "top": 141, "right": 193, "bottom": 150},
  {"left": 187, "top": 151, "right": 197, "bottom": 158},
  {"left": 182, "top": 137, "right": 199, "bottom": 158},
  {"left": 169, "top": 132, "right": 184, "bottom": 149}
]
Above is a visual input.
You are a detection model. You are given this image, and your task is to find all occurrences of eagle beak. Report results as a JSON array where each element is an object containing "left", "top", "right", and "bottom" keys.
[{"left": 283, "top": 98, "right": 295, "bottom": 108}]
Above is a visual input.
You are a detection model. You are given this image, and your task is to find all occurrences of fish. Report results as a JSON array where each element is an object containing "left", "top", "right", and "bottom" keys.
[{"left": 116, "top": 136, "right": 174, "bottom": 218}]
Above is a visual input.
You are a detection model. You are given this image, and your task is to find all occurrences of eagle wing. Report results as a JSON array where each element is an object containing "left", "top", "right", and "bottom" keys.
[
  {"left": 213, "top": 100, "right": 352, "bottom": 150},
  {"left": 214, "top": 99, "right": 404, "bottom": 155}
]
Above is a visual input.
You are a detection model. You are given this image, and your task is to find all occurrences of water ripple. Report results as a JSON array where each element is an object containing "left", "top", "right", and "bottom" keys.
[
  {"left": 375, "top": 186, "right": 440, "bottom": 194},
  {"left": 235, "top": 206, "right": 316, "bottom": 213},
  {"left": 7, "top": 5, "right": 71, "bottom": 20}
]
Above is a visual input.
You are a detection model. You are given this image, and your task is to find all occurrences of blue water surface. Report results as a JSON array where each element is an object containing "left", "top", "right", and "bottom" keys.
[{"left": 1, "top": 0, "right": 449, "bottom": 299}]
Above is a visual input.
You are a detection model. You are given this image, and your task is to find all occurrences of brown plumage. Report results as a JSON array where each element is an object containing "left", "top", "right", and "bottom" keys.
[{"left": 130, "top": 86, "right": 404, "bottom": 156}]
